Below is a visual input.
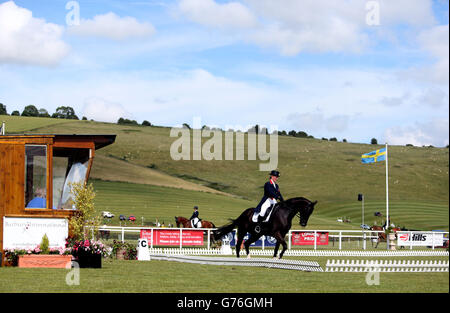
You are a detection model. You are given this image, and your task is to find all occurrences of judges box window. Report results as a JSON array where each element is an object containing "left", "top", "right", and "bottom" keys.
[
  {"left": 53, "top": 148, "right": 89, "bottom": 210},
  {"left": 25, "top": 145, "right": 47, "bottom": 208}
]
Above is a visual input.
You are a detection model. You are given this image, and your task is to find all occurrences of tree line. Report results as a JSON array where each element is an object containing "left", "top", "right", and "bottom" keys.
[
  {"left": 3, "top": 103, "right": 414, "bottom": 146},
  {"left": 0, "top": 103, "right": 82, "bottom": 120}
]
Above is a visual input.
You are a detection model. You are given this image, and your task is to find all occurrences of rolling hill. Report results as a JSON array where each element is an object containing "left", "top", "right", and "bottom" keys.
[{"left": 2, "top": 115, "right": 448, "bottom": 230}]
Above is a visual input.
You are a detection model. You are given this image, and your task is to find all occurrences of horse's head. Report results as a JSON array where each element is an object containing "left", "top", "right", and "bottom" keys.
[
  {"left": 299, "top": 199, "right": 317, "bottom": 227},
  {"left": 285, "top": 197, "right": 317, "bottom": 227}
]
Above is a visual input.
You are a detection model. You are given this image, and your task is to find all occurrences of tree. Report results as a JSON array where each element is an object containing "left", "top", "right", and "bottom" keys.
[
  {"left": 343, "top": 139, "right": 347, "bottom": 143},
  {"left": 38, "top": 108, "right": 50, "bottom": 118},
  {"left": 117, "top": 117, "right": 138, "bottom": 125},
  {"left": 52, "top": 106, "right": 79, "bottom": 119},
  {"left": 330, "top": 137, "right": 337, "bottom": 141},
  {"left": 297, "top": 131, "right": 308, "bottom": 138},
  {"left": 371, "top": 138, "right": 378, "bottom": 145},
  {"left": 68, "top": 182, "right": 100, "bottom": 240},
  {"left": 21, "top": 105, "right": 39, "bottom": 117},
  {"left": 0, "top": 103, "right": 7, "bottom": 115},
  {"left": 142, "top": 120, "right": 152, "bottom": 126},
  {"left": 11, "top": 110, "right": 20, "bottom": 116}
]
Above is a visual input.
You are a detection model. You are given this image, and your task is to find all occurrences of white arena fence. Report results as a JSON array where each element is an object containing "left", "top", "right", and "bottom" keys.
[
  {"left": 88, "top": 226, "right": 449, "bottom": 253},
  {"left": 325, "top": 259, "right": 449, "bottom": 272}
]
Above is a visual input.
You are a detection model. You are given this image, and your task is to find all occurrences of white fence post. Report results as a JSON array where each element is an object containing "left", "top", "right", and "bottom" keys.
[
  {"left": 207, "top": 229, "right": 210, "bottom": 250},
  {"left": 432, "top": 232, "right": 435, "bottom": 250},
  {"left": 410, "top": 231, "right": 413, "bottom": 250},
  {"left": 121, "top": 227, "right": 125, "bottom": 243},
  {"left": 314, "top": 230, "right": 317, "bottom": 250},
  {"left": 288, "top": 231, "right": 292, "bottom": 250},
  {"left": 150, "top": 228, "right": 154, "bottom": 249},
  {"left": 363, "top": 231, "right": 366, "bottom": 250},
  {"left": 339, "top": 231, "right": 342, "bottom": 250}
]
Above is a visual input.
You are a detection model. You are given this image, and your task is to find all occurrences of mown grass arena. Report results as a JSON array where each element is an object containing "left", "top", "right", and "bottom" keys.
[{"left": 0, "top": 116, "right": 448, "bottom": 293}]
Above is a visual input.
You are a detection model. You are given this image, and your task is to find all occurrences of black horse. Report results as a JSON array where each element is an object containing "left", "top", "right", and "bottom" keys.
[{"left": 213, "top": 197, "right": 317, "bottom": 259}]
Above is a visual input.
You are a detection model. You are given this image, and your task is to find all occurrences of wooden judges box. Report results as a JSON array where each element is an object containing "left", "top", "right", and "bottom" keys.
[{"left": 0, "top": 134, "right": 115, "bottom": 265}]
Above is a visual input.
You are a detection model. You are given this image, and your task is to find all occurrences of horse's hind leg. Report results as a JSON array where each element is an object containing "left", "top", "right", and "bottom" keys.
[
  {"left": 235, "top": 231, "right": 245, "bottom": 258},
  {"left": 244, "top": 234, "right": 260, "bottom": 258}
]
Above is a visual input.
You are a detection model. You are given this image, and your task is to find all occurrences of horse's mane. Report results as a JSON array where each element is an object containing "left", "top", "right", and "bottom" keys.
[{"left": 283, "top": 197, "right": 313, "bottom": 207}]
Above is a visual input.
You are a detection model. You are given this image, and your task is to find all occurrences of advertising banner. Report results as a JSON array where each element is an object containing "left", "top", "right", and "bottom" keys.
[
  {"left": 291, "top": 231, "right": 329, "bottom": 246},
  {"left": 3, "top": 217, "right": 68, "bottom": 249},
  {"left": 397, "top": 232, "right": 444, "bottom": 247},
  {"left": 224, "top": 231, "right": 276, "bottom": 247},
  {"left": 140, "top": 229, "right": 204, "bottom": 246}
]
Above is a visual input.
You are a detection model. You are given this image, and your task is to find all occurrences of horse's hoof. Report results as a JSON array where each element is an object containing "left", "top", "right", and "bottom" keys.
[{"left": 247, "top": 255, "right": 251, "bottom": 259}]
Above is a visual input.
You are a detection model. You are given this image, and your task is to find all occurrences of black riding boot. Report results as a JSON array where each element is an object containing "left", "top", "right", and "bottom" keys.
[{"left": 254, "top": 215, "right": 265, "bottom": 233}]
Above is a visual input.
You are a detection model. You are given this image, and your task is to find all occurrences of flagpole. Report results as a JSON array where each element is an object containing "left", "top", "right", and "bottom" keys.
[{"left": 385, "top": 143, "right": 389, "bottom": 250}]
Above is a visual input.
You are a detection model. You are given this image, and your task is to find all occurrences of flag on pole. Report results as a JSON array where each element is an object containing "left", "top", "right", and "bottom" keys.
[{"left": 361, "top": 147, "right": 386, "bottom": 164}]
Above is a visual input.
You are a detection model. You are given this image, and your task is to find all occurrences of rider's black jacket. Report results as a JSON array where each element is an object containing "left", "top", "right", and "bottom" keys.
[{"left": 255, "top": 180, "right": 284, "bottom": 213}]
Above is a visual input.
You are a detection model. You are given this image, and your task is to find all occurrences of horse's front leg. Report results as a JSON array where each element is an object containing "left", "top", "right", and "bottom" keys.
[
  {"left": 279, "top": 239, "right": 288, "bottom": 259},
  {"left": 273, "top": 232, "right": 287, "bottom": 259},
  {"left": 273, "top": 242, "right": 280, "bottom": 259}
]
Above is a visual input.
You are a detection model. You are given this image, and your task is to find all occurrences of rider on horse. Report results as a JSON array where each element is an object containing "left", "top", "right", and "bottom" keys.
[
  {"left": 190, "top": 206, "right": 200, "bottom": 228},
  {"left": 253, "top": 170, "right": 284, "bottom": 233}
]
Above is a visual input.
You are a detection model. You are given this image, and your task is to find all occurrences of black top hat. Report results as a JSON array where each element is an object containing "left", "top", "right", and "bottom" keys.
[
  {"left": 194, "top": 206, "right": 198, "bottom": 210},
  {"left": 269, "top": 170, "right": 280, "bottom": 177}
]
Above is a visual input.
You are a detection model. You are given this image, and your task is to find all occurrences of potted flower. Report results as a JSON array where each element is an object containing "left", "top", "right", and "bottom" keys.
[
  {"left": 68, "top": 238, "right": 106, "bottom": 268},
  {"left": 110, "top": 240, "right": 137, "bottom": 260},
  {"left": 7, "top": 234, "right": 73, "bottom": 268}
]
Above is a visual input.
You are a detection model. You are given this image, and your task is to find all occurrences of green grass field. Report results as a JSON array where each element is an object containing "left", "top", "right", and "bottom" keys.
[
  {"left": 1, "top": 116, "right": 448, "bottom": 293},
  {"left": 0, "top": 257, "right": 447, "bottom": 293}
]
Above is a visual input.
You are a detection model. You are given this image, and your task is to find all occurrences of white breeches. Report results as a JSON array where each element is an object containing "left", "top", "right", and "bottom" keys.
[
  {"left": 191, "top": 218, "right": 200, "bottom": 228},
  {"left": 260, "top": 198, "right": 277, "bottom": 216}
]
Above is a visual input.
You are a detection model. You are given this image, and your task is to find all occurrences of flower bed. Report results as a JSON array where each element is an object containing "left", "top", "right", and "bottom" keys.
[
  {"left": 68, "top": 239, "right": 107, "bottom": 268},
  {"left": 4, "top": 246, "right": 72, "bottom": 268},
  {"left": 18, "top": 254, "right": 72, "bottom": 268}
]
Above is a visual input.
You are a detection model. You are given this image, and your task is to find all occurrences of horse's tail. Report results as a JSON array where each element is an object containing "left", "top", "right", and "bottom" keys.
[
  {"left": 213, "top": 209, "right": 250, "bottom": 241},
  {"left": 213, "top": 219, "right": 238, "bottom": 241}
]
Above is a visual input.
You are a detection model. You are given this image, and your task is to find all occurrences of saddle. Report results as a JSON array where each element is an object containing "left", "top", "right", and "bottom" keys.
[{"left": 252, "top": 204, "right": 276, "bottom": 223}]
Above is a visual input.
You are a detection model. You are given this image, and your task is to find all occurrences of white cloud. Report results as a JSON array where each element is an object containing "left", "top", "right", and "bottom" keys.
[
  {"left": 82, "top": 97, "right": 133, "bottom": 123},
  {"left": 176, "top": 0, "right": 438, "bottom": 55},
  {"left": 0, "top": 1, "right": 69, "bottom": 66},
  {"left": 417, "top": 24, "right": 449, "bottom": 84},
  {"left": 287, "top": 112, "right": 350, "bottom": 133},
  {"left": 178, "top": 0, "right": 257, "bottom": 29},
  {"left": 385, "top": 118, "right": 449, "bottom": 147},
  {"left": 68, "top": 12, "right": 156, "bottom": 40}
]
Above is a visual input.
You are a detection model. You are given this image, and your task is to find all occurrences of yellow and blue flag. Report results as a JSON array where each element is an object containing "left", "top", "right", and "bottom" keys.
[{"left": 361, "top": 147, "right": 386, "bottom": 164}]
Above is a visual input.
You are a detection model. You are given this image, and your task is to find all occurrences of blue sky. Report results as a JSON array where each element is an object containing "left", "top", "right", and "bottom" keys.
[{"left": 0, "top": 0, "right": 448, "bottom": 146}]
